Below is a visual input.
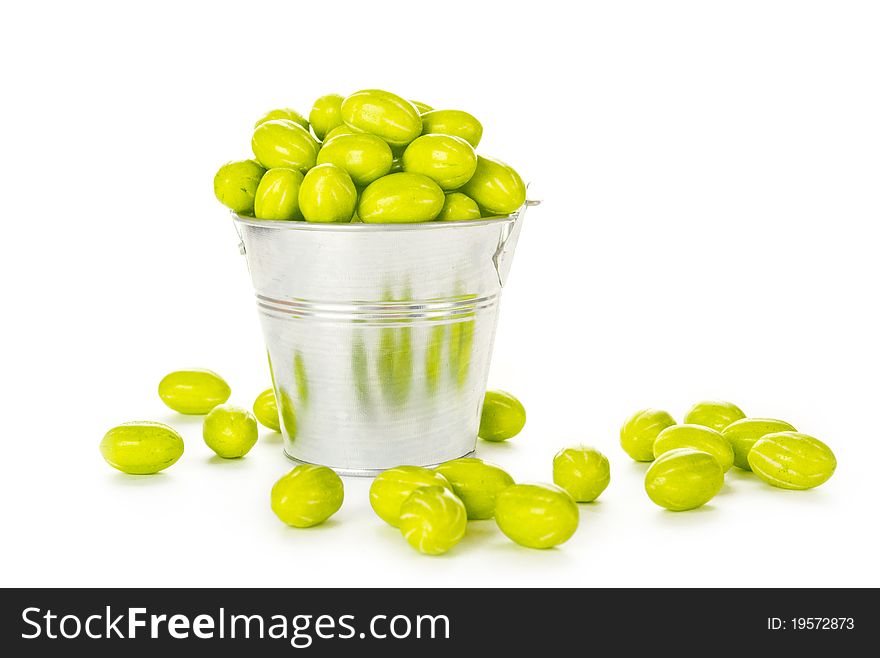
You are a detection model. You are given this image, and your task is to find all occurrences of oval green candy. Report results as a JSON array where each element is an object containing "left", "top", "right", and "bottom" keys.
[
  {"left": 402, "top": 134, "right": 477, "bottom": 190},
  {"left": 341, "top": 89, "right": 422, "bottom": 149},
  {"left": 317, "top": 133, "right": 393, "bottom": 187},
  {"left": 254, "top": 167, "right": 304, "bottom": 221},
  {"left": 620, "top": 408, "right": 676, "bottom": 462},
  {"left": 748, "top": 432, "right": 836, "bottom": 490},
  {"left": 299, "top": 163, "right": 358, "bottom": 223},
  {"left": 494, "top": 483, "right": 579, "bottom": 549},
  {"left": 252, "top": 119, "right": 318, "bottom": 172},
  {"left": 203, "top": 404, "right": 258, "bottom": 459},
  {"left": 552, "top": 446, "right": 611, "bottom": 502},
  {"left": 213, "top": 159, "right": 265, "bottom": 215},
  {"left": 158, "top": 369, "right": 231, "bottom": 415},
  {"left": 271, "top": 464, "right": 344, "bottom": 527},
  {"left": 460, "top": 156, "right": 526, "bottom": 216},
  {"left": 644, "top": 448, "right": 724, "bottom": 511},
  {"left": 100, "top": 421, "right": 184, "bottom": 475},
  {"left": 358, "top": 172, "right": 444, "bottom": 223},
  {"left": 309, "top": 93, "right": 345, "bottom": 141}
]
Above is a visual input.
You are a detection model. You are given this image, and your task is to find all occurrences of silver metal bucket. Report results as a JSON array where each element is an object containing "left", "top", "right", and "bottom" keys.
[{"left": 234, "top": 202, "right": 535, "bottom": 475}]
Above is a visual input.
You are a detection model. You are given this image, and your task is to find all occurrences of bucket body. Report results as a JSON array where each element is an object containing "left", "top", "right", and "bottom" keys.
[{"left": 234, "top": 206, "right": 528, "bottom": 475}]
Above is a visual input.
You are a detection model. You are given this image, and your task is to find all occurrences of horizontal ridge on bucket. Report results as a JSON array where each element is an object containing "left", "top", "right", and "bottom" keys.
[
  {"left": 255, "top": 292, "right": 501, "bottom": 323},
  {"left": 233, "top": 202, "right": 533, "bottom": 475}
]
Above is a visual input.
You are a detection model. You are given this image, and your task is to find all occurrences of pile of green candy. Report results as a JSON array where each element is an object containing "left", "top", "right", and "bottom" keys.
[
  {"left": 620, "top": 400, "right": 837, "bottom": 511},
  {"left": 99, "top": 381, "right": 837, "bottom": 556},
  {"left": 100, "top": 369, "right": 259, "bottom": 471},
  {"left": 365, "top": 453, "right": 595, "bottom": 555},
  {"left": 213, "top": 90, "right": 526, "bottom": 223},
  {"left": 99, "top": 378, "right": 607, "bottom": 555}
]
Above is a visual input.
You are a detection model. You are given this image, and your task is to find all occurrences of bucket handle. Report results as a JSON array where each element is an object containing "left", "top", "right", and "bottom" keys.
[
  {"left": 493, "top": 199, "right": 540, "bottom": 287},
  {"left": 232, "top": 218, "right": 246, "bottom": 255}
]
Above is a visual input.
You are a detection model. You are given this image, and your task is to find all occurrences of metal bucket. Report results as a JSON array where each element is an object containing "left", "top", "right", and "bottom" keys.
[{"left": 234, "top": 202, "right": 535, "bottom": 475}]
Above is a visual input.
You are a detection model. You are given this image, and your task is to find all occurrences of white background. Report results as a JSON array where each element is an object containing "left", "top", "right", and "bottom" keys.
[{"left": 2, "top": 0, "right": 879, "bottom": 588}]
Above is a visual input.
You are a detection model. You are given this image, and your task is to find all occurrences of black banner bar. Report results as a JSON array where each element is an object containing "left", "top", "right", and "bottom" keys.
[{"left": 0, "top": 588, "right": 869, "bottom": 654}]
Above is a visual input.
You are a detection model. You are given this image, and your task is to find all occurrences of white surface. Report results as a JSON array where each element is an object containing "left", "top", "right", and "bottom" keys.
[{"left": 2, "top": 0, "right": 879, "bottom": 587}]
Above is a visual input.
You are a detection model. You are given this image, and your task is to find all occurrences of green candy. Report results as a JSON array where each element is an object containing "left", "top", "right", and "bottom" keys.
[
  {"left": 255, "top": 108, "right": 309, "bottom": 130},
  {"left": 298, "top": 163, "right": 358, "bottom": 223},
  {"left": 437, "top": 192, "right": 481, "bottom": 221},
  {"left": 683, "top": 400, "right": 746, "bottom": 432},
  {"left": 213, "top": 159, "right": 266, "bottom": 215},
  {"left": 460, "top": 156, "right": 526, "bottom": 216},
  {"left": 369, "top": 466, "right": 452, "bottom": 527},
  {"left": 722, "top": 418, "right": 797, "bottom": 470},
  {"left": 420, "top": 109, "right": 483, "bottom": 148},
  {"left": 252, "top": 388, "right": 280, "bottom": 432},
  {"left": 399, "top": 486, "right": 467, "bottom": 555},
  {"left": 402, "top": 134, "right": 477, "bottom": 190},
  {"left": 317, "top": 133, "right": 393, "bottom": 187},
  {"left": 552, "top": 446, "right": 611, "bottom": 502},
  {"left": 653, "top": 424, "right": 735, "bottom": 472},
  {"left": 748, "top": 432, "right": 836, "bottom": 490},
  {"left": 100, "top": 422, "right": 184, "bottom": 475},
  {"left": 620, "top": 408, "right": 676, "bottom": 462},
  {"left": 158, "top": 369, "right": 231, "bottom": 415},
  {"left": 309, "top": 94, "right": 345, "bottom": 141},
  {"left": 271, "top": 465, "right": 344, "bottom": 527},
  {"left": 644, "top": 448, "right": 724, "bottom": 511},
  {"left": 254, "top": 168, "right": 304, "bottom": 221},
  {"left": 341, "top": 89, "right": 422, "bottom": 148},
  {"left": 252, "top": 119, "right": 318, "bottom": 172},
  {"left": 358, "top": 172, "right": 444, "bottom": 223},
  {"left": 478, "top": 390, "right": 526, "bottom": 442},
  {"left": 434, "top": 457, "right": 515, "bottom": 519},
  {"left": 202, "top": 404, "right": 258, "bottom": 459},
  {"left": 494, "top": 483, "right": 579, "bottom": 549}
]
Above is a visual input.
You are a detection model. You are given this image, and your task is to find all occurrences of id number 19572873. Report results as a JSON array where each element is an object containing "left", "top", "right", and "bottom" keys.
[{"left": 768, "top": 618, "right": 854, "bottom": 631}]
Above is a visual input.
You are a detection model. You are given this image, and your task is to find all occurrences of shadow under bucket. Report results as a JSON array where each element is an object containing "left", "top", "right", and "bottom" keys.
[{"left": 234, "top": 202, "right": 535, "bottom": 475}]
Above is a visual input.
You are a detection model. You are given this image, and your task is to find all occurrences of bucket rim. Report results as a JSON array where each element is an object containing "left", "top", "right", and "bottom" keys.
[{"left": 232, "top": 201, "right": 536, "bottom": 232}]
